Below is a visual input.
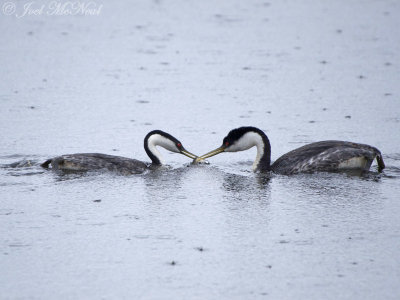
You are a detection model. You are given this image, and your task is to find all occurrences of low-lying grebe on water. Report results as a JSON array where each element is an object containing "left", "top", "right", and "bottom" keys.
[
  {"left": 196, "top": 126, "right": 385, "bottom": 175},
  {"left": 41, "top": 130, "right": 198, "bottom": 174}
]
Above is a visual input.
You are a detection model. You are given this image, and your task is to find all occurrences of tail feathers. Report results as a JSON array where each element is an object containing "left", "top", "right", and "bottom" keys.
[
  {"left": 376, "top": 153, "right": 385, "bottom": 172},
  {"left": 40, "top": 159, "right": 52, "bottom": 168}
]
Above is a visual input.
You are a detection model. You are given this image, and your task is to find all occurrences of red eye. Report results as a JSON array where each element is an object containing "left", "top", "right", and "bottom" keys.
[
  {"left": 177, "top": 143, "right": 182, "bottom": 147},
  {"left": 225, "top": 141, "right": 229, "bottom": 146}
]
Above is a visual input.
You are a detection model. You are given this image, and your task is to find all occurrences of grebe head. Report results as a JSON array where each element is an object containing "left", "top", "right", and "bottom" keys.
[
  {"left": 196, "top": 127, "right": 271, "bottom": 171},
  {"left": 222, "top": 127, "right": 266, "bottom": 152},
  {"left": 144, "top": 130, "right": 197, "bottom": 165}
]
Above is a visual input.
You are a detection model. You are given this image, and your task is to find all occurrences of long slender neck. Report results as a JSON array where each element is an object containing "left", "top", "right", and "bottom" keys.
[
  {"left": 252, "top": 131, "right": 271, "bottom": 172},
  {"left": 144, "top": 135, "right": 164, "bottom": 165}
]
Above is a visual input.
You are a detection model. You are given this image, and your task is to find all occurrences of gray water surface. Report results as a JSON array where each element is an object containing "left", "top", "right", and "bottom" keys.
[{"left": 1, "top": 0, "right": 400, "bottom": 299}]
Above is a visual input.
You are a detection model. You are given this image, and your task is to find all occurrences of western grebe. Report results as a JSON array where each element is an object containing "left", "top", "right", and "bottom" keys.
[
  {"left": 196, "top": 127, "right": 385, "bottom": 175},
  {"left": 41, "top": 130, "right": 197, "bottom": 174}
]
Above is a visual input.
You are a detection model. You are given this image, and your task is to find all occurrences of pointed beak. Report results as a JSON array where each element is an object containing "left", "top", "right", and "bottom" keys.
[
  {"left": 194, "top": 145, "right": 226, "bottom": 163},
  {"left": 180, "top": 148, "right": 198, "bottom": 160}
]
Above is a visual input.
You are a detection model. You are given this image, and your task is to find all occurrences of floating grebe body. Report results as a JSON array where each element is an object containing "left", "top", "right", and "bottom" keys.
[
  {"left": 42, "top": 153, "right": 148, "bottom": 174},
  {"left": 197, "top": 127, "right": 385, "bottom": 175},
  {"left": 271, "top": 140, "right": 384, "bottom": 175},
  {"left": 41, "top": 130, "right": 197, "bottom": 174}
]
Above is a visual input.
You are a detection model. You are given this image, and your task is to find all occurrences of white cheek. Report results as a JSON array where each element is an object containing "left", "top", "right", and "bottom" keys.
[
  {"left": 225, "top": 143, "right": 245, "bottom": 152},
  {"left": 225, "top": 132, "right": 261, "bottom": 152},
  {"left": 159, "top": 139, "right": 178, "bottom": 152},
  {"left": 148, "top": 135, "right": 179, "bottom": 153}
]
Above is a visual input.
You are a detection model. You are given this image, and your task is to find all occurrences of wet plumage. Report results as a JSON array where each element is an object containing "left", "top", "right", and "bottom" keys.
[
  {"left": 197, "top": 127, "right": 385, "bottom": 175},
  {"left": 41, "top": 153, "right": 148, "bottom": 174},
  {"left": 41, "top": 130, "right": 197, "bottom": 174},
  {"left": 271, "top": 140, "right": 384, "bottom": 174}
]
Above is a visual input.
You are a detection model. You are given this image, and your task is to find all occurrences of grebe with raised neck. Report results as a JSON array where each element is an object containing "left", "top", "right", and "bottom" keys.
[{"left": 196, "top": 126, "right": 385, "bottom": 175}]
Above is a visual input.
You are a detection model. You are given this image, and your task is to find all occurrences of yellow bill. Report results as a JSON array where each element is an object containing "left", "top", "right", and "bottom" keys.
[
  {"left": 194, "top": 146, "right": 226, "bottom": 163},
  {"left": 181, "top": 148, "right": 198, "bottom": 160}
]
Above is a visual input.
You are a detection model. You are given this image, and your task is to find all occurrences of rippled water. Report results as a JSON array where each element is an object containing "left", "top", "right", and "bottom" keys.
[{"left": 1, "top": 0, "right": 400, "bottom": 299}]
